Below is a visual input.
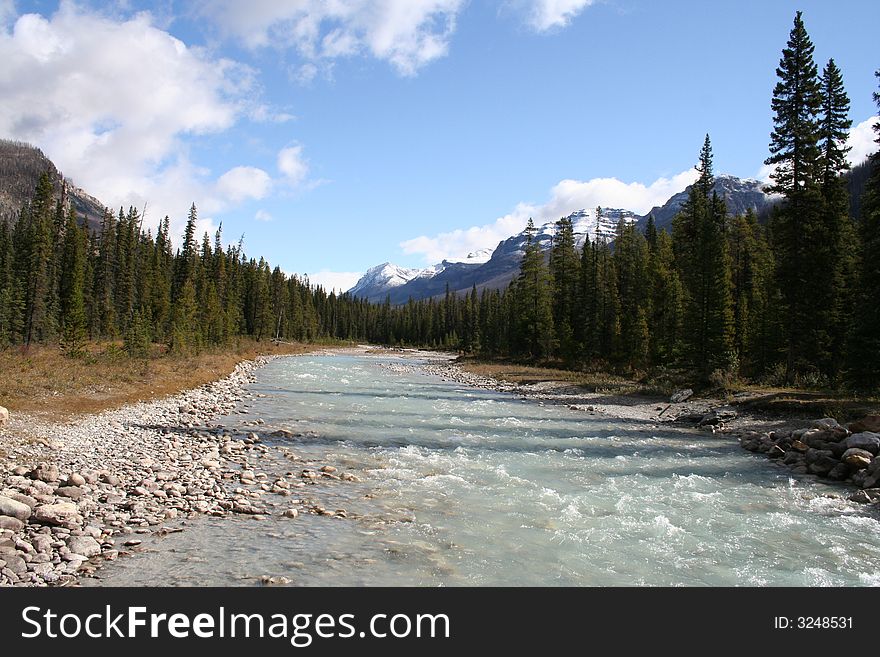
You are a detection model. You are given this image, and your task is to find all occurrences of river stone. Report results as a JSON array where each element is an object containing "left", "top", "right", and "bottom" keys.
[
  {"left": 670, "top": 388, "right": 693, "bottom": 403},
  {"left": 66, "top": 536, "right": 101, "bottom": 558},
  {"left": 30, "top": 463, "right": 59, "bottom": 483},
  {"left": 842, "top": 448, "right": 874, "bottom": 469},
  {"left": 827, "top": 463, "right": 850, "bottom": 481},
  {"left": 66, "top": 473, "right": 86, "bottom": 487},
  {"left": 0, "top": 495, "right": 31, "bottom": 521},
  {"left": 845, "top": 432, "right": 880, "bottom": 455},
  {"left": 812, "top": 418, "right": 847, "bottom": 434},
  {"left": 849, "top": 489, "right": 880, "bottom": 504},
  {"left": 99, "top": 473, "right": 120, "bottom": 486},
  {"left": 848, "top": 415, "right": 880, "bottom": 434},
  {"left": 33, "top": 502, "right": 82, "bottom": 527},
  {"left": 31, "top": 534, "right": 52, "bottom": 553},
  {"left": 0, "top": 516, "right": 24, "bottom": 531},
  {"left": 808, "top": 455, "right": 839, "bottom": 476},
  {"left": 55, "top": 486, "right": 84, "bottom": 501},
  {"left": 282, "top": 508, "right": 299, "bottom": 519},
  {"left": 5, "top": 554, "right": 26, "bottom": 574}
]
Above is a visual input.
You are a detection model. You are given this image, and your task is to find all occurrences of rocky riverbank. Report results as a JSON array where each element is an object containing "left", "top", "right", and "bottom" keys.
[
  {"left": 405, "top": 353, "right": 880, "bottom": 506},
  {"left": 0, "top": 354, "right": 346, "bottom": 587}
]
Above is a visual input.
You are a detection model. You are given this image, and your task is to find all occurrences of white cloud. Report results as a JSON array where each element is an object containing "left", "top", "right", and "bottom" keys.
[
  {"left": 278, "top": 144, "right": 309, "bottom": 185},
  {"left": 401, "top": 169, "right": 699, "bottom": 264},
  {"left": 518, "top": 0, "right": 595, "bottom": 31},
  {"left": 201, "top": 0, "right": 466, "bottom": 76},
  {"left": 0, "top": 2, "right": 258, "bottom": 239},
  {"left": 254, "top": 209, "right": 273, "bottom": 222},
  {"left": 847, "top": 115, "right": 879, "bottom": 167},
  {"left": 306, "top": 270, "right": 364, "bottom": 294},
  {"left": 216, "top": 166, "right": 272, "bottom": 202}
]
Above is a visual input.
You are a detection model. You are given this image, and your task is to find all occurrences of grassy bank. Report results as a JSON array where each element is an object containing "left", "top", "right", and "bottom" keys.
[
  {"left": 458, "top": 358, "right": 880, "bottom": 422},
  {"left": 0, "top": 339, "right": 337, "bottom": 422}
]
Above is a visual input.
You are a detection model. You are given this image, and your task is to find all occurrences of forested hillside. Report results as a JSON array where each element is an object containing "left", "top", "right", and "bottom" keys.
[{"left": 0, "top": 12, "right": 877, "bottom": 394}]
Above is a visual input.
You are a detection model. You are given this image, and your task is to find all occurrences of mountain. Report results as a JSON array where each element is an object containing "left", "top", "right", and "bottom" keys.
[
  {"left": 0, "top": 139, "right": 106, "bottom": 230},
  {"left": 349, "top": 174, "right": 771, "bottom": 304},
  {"left": 638, "top": 174, "right": 770, "bottom": 232}
]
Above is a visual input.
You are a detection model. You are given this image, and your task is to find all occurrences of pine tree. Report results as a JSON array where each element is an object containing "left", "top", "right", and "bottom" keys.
[
  {"left": 673, "top": 136, "right": 734, "bottom": 379},
  {"left": 818, "top": 57, "right": 856, "bottom": 378},
  {"left": 124, "top": 309, "right": 151, "bottom": 358},
  {"left": 847, "top": 70, "right": 880, "bottom": 390},
  {"left": 58, "top": 207, "right": 88, "bottom": 357},
  {"left": 614, "top": 219, "right": 650, "bottom": 368},
  {"left": 18, "top": 173, "right": 56, "bottom": 345},
  {"left": 647, "top": 228, "right": 683, "bottom": 364},
  {"left": 513, "top": 219, "right": 554, "bottom": 358},
  {"left": 765, "top": 11, "right": 826, "bottom": 380},
  {"left": 549, "top": 216, "right": 580, "bottom": 363}
]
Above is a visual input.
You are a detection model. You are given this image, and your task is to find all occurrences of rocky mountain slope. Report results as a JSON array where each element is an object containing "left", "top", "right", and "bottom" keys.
[
  {"left": 0, "top": 139, "right": 106, "bottom": 230},
  {"left": 350, "top": 175, "right": 773, "bottom": 304}
]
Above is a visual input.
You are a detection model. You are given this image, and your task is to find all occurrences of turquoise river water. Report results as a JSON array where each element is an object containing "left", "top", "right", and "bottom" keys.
[{"left": 89, "top": 352, "right": 880, "bottom": 586}]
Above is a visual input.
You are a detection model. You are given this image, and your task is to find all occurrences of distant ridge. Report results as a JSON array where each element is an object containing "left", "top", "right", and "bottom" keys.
[
  {"left": 349, "top": 174, "right": 773, "bottom": 304},
  {"left": 0, "top": 139, "right": 106, "bottom": 230}
]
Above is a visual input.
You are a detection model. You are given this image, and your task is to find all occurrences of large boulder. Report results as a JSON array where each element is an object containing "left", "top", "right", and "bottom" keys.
[
  {"left": 845, "top": 432, "right": 880, "bottom": 455},
  {"left": 30, "top": 463, "right": 59, "bottom": 484},
  {"left": 848, "top": 415, "right": 880, "bottom": 434},
  {"left": 0, "top": 405, "right": 8, "bottom": 429},
  {"left": 842, "top": 448, "right": 874, "bottom": 470},
  {"left": 32, "top": 502, "right": 82, "bottom": 527},
  {"left": 811, "top": 418, "right": 849, "bottom": 439},
  {"left": 0, "top": 515, "right": 24, "bottom": 531},
  {"left": 0, "top": 495, "right": 32, "bottom": 521},
  {"left": 66, "top": 535, "right": 101, "bottom": 558}
]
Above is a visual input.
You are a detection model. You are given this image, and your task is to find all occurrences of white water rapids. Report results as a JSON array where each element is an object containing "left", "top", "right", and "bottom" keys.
[{"left": 88, "top": 353, "right": 880, "bottom": 586}]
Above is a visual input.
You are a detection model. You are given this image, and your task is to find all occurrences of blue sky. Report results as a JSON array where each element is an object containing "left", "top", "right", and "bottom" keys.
[{"left": 1, "top": 1, "right": 878, "bottom": 291}]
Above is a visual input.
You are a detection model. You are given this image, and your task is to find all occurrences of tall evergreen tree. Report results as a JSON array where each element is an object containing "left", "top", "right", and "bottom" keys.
[
  {"left": 673, "top": 136, "right": 734, "bottom": 378},
  {"left": 765, "top": 11, "right": 826, "bottom": 380},
  {"left": 847, "top": 70, "right": 880, "bottom": 390},
  {"left": 549, "top": 216, "right": 580, "bottom": 363},
  {"left": 818, "top": 57, "right": 856, "bottom": 378},
  {"left": 513, "top": 219, "right": 554, "bottom": 358}
]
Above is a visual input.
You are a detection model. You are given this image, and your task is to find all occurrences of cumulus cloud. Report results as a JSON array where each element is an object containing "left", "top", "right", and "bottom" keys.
[
  {"left": 401, "top": 169, "right": 699, "bottom": 264},
  {"left": 215, "top": 166, "right": 272, "bottom": 202},
  {"left": 306, "top": 270, "right": 364, "bottom": 293},
  {"left": 847, "top": 115, "right": 879, "bottom": 167},
  {"left": 254, "top": 209, "right": 273, "bottom": 222},
  {"left": 514, "top": 0, "right": 595, "bottom": 31},
  {"left": 0, "top": 2, "right": 259, "bottom": 238},
  {"left": 200, "top": 0, "right": 466, "bottom": 76},
  {"left": 278, "top": 144, "right": 310, "bottom": 185}
]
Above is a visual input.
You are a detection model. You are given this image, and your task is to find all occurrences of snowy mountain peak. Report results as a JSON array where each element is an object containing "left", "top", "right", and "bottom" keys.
[
  {"left": 447, "top": 248, "right": 494, "bottom": 265},
  {"left": 348, "top": 262, "right": 426, "bottom": 297}
]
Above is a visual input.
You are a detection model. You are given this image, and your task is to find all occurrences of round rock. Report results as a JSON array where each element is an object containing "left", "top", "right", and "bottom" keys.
[{"left": 0, "top": 495, "right": 32, "bottom": 521}]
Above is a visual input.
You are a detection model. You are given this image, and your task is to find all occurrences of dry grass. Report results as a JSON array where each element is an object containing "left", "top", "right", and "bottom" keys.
[
  {"left": 459, "top": 361, "right": 646, "bottom": 394},
  {"left": 0, "top": 339, "right": 330, "bottom": 422}
]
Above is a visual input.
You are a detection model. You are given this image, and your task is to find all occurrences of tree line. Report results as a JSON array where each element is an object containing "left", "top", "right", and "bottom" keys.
[{"left": 0, "top": 12, "right": 877, "bottom": 392}]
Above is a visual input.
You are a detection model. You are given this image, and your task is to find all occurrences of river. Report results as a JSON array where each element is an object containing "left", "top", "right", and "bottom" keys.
[{"left": 88, "top": 352, "right": 880, "bottom": 586}]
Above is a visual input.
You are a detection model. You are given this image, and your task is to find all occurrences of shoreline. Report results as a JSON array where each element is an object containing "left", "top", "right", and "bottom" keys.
[
  {"left": 2, "top": 345, "right": 877, "bottom": 586},
  {"left": 0, "top": 353, "right": 299, "bottom": 586},
  {"left": 420, "top": 354, "right": 880, "bottom": 505}
]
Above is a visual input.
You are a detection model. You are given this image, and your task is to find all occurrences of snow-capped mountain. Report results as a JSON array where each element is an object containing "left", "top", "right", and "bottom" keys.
[
  {"left": 348, "top": 174, "right": 771, "bottom": 304},
  {"left": 348, "top": 262, "right": 437, "bottom": 300},
  {"left": 638, "top": 174, "right": 768, "bottom": 232}
]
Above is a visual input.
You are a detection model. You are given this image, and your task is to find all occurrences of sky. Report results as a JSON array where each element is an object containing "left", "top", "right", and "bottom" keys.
[{"left": 0, "top": 1, "right": 878, "bottom": 292}]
